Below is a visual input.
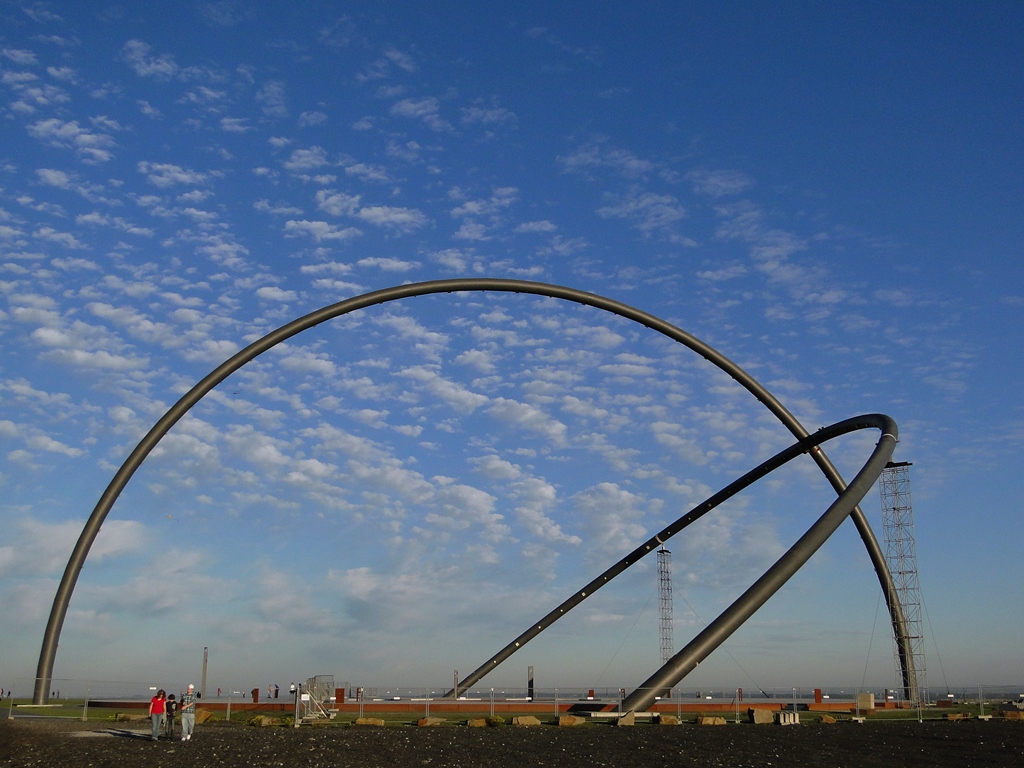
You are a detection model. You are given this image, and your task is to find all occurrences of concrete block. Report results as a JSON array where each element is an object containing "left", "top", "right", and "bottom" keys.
[
  {"left": 656, "top": 714, "right": 679, "bottom": 725},
  {"left": 466, "top": 718, "right": 488, "bottom": 727},
  {"left": 558, "top": 715, "right": 587, "bottom": 727},
  {"left": 776, "top": 711, "right": 800, "bottom": 726},
  {"left": 614, "top": 711, "right": 635, "bottom": 726},
  {"left": 748, "top": 708, "right": 774, "bottom": 724}
]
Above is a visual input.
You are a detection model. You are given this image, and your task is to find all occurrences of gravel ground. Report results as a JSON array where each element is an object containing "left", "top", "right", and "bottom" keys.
[{"left": 2, "top": 716, "right": 1022, "bottom": 767}]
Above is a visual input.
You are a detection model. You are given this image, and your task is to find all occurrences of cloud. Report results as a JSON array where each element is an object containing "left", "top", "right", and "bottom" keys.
[
  {"left": 0, "top": 518, "right": 146, "bottom": 577},
  {"left": 597, "top": 188, "right": 687, "bottom": 239},
  {"left": 390, "top": 97, "right": 452, "bottom": 132},
  {"left": 199, "top": 1, "right": 249, "bottom": 27},
  {"left": 356, "top": 257, "right": 420, "bottom": 271},
  {"left": 461, "top": 105, "right": 517, "bottom": 126},
  {"left": 283, "top": 219, "right": 361, "bottom": 242},
  {"left": 356, "top": 206, "right": 428, "bottom": 231},
  {"left": 487, "top": 397, "right": 568, "bottom": 445},
  {"left": 137, "top": 161, "right": 208, "bottom": 187},
  {"left": 687, "top": 169, "right": 754, "bottom": 197},
  {"left": 283, "top": 147, "right": 329, "bottom": 172},
  {"left": 571, "top": 482, "right": 648, "bottom": 561},
  {"left": 121, "top": 40, "right": 179, "bottom": 78},
  {"left": 317, "top": 188, "right": 429, "bottom": 231},
  {"left": 2, "top": 48, "right": 38, "bottom": 65},
  {"left": 514, "top": 220, "right": 557, "bottom": 233},
  {"left": 256, "top": 80, "right": 288, "bottom": 117},
  {"left": 221, "top": 117, "right": 253, "bottom": 132},
  {"left": 27, "top": 118, "right": 116, "bottom": 163},
  {"left": 33, "top": 226, "right": 86, "bottom": 249},
  {"left": 298, "top": 111, "right": 328, "bottom": 127},
  {"left": 398, "top": 366, "right": 488, "bottom": 413},
  {"left": 256, "top": 286, "right": 298, "bottom": 302},
  {"left": 559, "top": 140, "right": 656, "bottom": 178}
]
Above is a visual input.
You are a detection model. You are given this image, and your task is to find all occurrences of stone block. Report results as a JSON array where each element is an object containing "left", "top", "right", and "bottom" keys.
[
  {"left": 697, "top": 716, "right": 727, "bottom": 725},
  {"left": 354, "top": 717, "right": 385, "bottom": 727},
  {"left": 820, "top": 715, "right": 837, "bottom": 724},
  {"left": 417, "top": 716, "right": 446, "bottom": 727},
  {"left": 512, "top": 715, "right": 542, "bottom": 727},
  {"left": 614, "top": 711, "right": 635, "bottom": 727},
  {"left": 748, "top": 708, "right": 774, "bottom": 725},
  {"left": 656, "top": 714, "right": 679, "bottom": 725},
  {"left": 558, "top": 715, "right": 586, "bottom": 727},
  {"left": 466, "top": 718, "right": 489, "bottom": 728},
  {"left": 195, "top": 708, "right": 214, "bottom": 724}
]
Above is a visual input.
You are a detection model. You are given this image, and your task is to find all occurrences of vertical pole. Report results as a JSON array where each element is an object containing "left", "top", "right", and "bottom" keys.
[
  {"left": 201, "top": 647, "right": 208, "bottom": 701},
  {"left": 453, "top": 670, "right": 459, "bottom": 699},
  {"left": 81, "top": 687, "right": 90, "bottom": 721},
  {"left": 490, "top": 689, "right": 494, "bottom": 718},
  {"left": 226, "top": 692, "right": 231, "bottom": 722},
  {"left": 293, "top": 684, "right": 301, "bottom": 727},
  {"left": 528, "top": 666, "right": 534, "bottom": 702}
]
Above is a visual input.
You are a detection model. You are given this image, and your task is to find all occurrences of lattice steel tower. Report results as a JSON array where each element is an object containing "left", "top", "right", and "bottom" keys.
[
  {"left": 658, "top": 545, "right": 673, "bottom": 666},
  {"left": 879, "top": 461, "right": 926, "bottom": 705}
]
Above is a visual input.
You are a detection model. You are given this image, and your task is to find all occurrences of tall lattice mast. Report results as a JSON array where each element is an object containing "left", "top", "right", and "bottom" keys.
[
  {"left": 879, "top": 461, "right": 926, "bottom": 705},
  {"left": 658, "top": 545, "right": 673, "bottom": 666}
]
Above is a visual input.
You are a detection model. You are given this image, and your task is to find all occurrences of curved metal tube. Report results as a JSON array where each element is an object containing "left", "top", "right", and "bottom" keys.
[
  {"left": 448, "top": 414, "right": 894, "bottom": 697},
  {"left": 33, "top": 279, "right": 909, "bottom": 703},
  {"left": 620, "top": 414, "right": 897, "bottom": 713}
]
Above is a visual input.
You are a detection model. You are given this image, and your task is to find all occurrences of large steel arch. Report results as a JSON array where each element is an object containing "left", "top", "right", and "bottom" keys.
[{"left": 33, "top": 279, "right": 912, "bottom": 704}]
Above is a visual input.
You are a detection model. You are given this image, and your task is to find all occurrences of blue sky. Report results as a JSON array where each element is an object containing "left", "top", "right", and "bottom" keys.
[{"left": 1, "top": 1, "right": 1021, "bottom": 698}]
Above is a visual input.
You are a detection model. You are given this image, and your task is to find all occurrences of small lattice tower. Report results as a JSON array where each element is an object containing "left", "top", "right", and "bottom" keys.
[
  {"left": 879, "top": 461, "right": 927, "bottom": 705},
  {"left": 658, "top": 545, "right": 673, "bottom": 666}
]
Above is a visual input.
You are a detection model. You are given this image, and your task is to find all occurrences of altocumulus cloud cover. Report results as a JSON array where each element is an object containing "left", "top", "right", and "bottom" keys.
[{"left": 0, "top": 1, "right": 1022, "bottom": 695}]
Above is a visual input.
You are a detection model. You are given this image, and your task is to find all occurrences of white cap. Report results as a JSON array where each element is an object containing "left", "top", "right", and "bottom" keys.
[{"left": 188, "top": 684, "right": 194, "bottom": 690}]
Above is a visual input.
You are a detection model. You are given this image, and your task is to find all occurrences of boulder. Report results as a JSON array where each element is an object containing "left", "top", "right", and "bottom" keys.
[
  {"left": 656, "top": 714, "right": 679, "bottom": 725},
  {"left": 748, "top": 708, "right": 774, "bottom": 725},
  {"left": 558, "top": 715, "right": 587, "bottom": 727},
  {"left": 417, "top": 716, "right": 446, "bottom": 727},
  {"left": 466, "top": 718, "right": 489, "bottom": 728}
]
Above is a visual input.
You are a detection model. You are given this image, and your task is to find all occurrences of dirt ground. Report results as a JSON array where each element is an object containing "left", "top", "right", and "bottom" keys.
[{"left": 2, "top": 716, "right": 1022, "bottom": 767}]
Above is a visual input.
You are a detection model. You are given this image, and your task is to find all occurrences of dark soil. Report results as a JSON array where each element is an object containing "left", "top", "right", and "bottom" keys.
[{"left": 2, "top": 716, "right": 1022, "bottom": 767}]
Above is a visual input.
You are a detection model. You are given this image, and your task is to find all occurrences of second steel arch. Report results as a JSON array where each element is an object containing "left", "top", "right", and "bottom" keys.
[{"left": 33, "top": 278, "right": 913, "bottom": 705}]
